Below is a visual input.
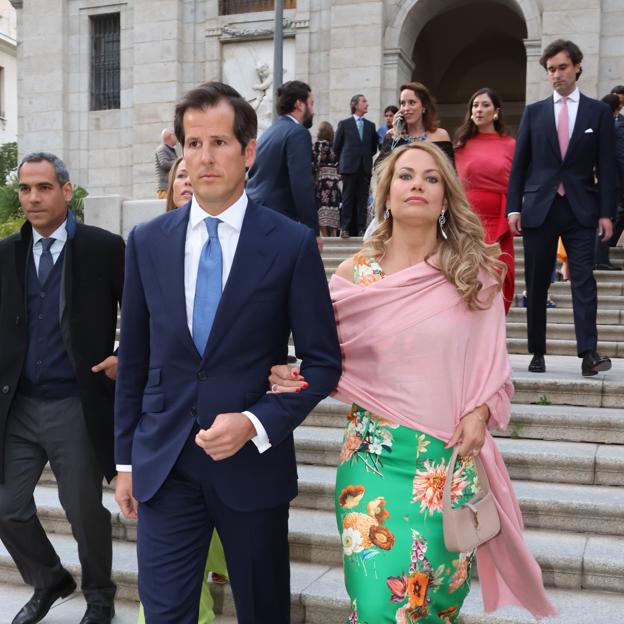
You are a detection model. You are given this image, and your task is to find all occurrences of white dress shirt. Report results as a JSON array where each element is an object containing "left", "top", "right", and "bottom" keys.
[
  {"left": 32, "top": 219, "right": 67, "bottom": 270},
  {"left": 116, "top": 192, "right": 271, "bottom": 472},
  {"left": 286, "top": 114, "right": 300, "bottom": 125},
  {"left": 553, "top": 87, "right": 580, "bottom": 139}
]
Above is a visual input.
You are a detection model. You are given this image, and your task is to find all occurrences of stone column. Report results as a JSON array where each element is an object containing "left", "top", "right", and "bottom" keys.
[
  {"left": 598, "top": 0, "right": 624, "bottom": 97},
  {"left": 524, "top": 38, "right": 543, "bottom": 104}
]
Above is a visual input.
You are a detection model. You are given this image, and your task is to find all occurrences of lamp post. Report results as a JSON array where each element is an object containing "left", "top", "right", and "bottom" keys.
[{"left": 272, "top": 0, "right": 284, "bottom": 122}]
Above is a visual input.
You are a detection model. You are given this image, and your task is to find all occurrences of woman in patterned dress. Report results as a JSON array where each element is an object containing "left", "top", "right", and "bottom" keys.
[
  {"left": 313, "top": 121, "right": 342, "bottom": 236},
  {"left": 270, "top": 142, "right": 555, "bottom": 623}
]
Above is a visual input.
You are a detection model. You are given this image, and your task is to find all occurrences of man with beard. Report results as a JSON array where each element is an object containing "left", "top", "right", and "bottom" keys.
[{"left": 247, "top": 80, "right": 321, "bottom": 249}]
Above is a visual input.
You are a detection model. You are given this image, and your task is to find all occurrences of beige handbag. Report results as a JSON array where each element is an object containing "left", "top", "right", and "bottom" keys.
[{"left": 443, "top": 447, "right": 501, "bottom": 553}]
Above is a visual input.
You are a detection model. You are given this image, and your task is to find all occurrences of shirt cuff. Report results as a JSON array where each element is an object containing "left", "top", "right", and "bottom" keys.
[
  {"left": 242, "top": 410, "right": 271, "bottom": 454},
  {"left": 116, "top": 465, "right": 132, "bottom": 472},
  {"left": 507, "top": 212, "right": 520, "bottom": 216}
]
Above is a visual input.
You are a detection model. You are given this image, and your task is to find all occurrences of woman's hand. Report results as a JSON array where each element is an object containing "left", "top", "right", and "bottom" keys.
[
  {"left": 445, "top": 404, "right": 489, "bottom": 457},
  {"left": 267, "top": 364, "right": 308, "bottom": 394}
]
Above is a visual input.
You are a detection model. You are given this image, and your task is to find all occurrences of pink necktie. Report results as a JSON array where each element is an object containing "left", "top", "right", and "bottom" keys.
[{"left": 557, "top": 96, "right": 569, "bottom": 195}]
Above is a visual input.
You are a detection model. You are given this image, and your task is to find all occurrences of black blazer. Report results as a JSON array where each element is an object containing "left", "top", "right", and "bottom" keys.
[
  {"left": 246, "top": 116, "right": 319, "bottom": 234},
  {"left": 334, "top": 116, "right": 378, "bottom": 176},
  {"left": 507, "top": 93, "right": 616, "bottom": 228},
  {"left": 0, "top": 218, "right": 124, "bottom": 482}
]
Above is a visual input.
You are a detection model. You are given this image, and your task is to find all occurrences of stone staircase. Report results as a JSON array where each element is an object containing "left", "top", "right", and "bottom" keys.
[{"left": 2, "top": 238, "right": 624, "bottom": 623}]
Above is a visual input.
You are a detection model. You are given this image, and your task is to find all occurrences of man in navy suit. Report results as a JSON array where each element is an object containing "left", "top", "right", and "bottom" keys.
[
  {"left": 114, "top": 82, "right": 341, "bottom": 623},
  {"left": 507, "top": 39, "right": 616, "bottom": 376},
  {"left": 334, "top": 94, "right": 378, "bottom": 237},
  {"left": 246, "top": 80, "right": 321, "bottom": 250}
]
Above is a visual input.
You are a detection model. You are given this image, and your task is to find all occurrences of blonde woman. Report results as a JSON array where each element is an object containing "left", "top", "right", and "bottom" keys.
[{"left": 270, "top": 142, "right": 555, "bottom": 622}]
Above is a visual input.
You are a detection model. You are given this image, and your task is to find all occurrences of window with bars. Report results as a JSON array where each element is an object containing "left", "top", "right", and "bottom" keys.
[
  {"left": 90, "top": 13, "right": 120, "bottom": 111},
  {"left": 219, "top": 0, "right": 296, "bottom": 15}
]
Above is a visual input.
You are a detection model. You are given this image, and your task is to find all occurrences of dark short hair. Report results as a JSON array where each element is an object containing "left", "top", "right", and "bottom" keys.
[
  {"left": 540, "top": 39, "right": 583, "bottom": 80},
  {"left": 384, "top": 105, "right": 399, "bottom": 115},
  {"left": 602, "top": 94, "right": 621, "bottom": 114},
  {"left": 174, "top": 82, "right": 257, "bottom": 151},
  {"left": 18, "top": 152, "right": 70, "bottom": 187},
  {"left": 350, "top": 94, "right": 365, "bottom": 114},
  {"left": 276, "top": 80, "right": 312, "bottom": 116},
  {"left": 399, "top": 82, "right": 439, "bottom": 133},
  {"left": 611, "top": 85, "right": 624, "bottom": 96}
]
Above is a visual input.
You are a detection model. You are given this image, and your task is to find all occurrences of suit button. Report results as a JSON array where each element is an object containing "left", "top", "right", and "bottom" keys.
[
  {"left": 1, "top": 385, "right": 9, "bottom": 394},
  {"left": 38, "top": 313, "right": 44, "bottom": 320},
  {"left": 197, "top": 371, "right": 207, "bottom": 381}
]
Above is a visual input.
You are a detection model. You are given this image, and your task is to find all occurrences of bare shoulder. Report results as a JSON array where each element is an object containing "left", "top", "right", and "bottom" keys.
[
  {"left": 335, "top": 256, "right": 356, "bottom": 281},
  {"left": 430, "top": 127, "right": 450, "bottom": 141}
]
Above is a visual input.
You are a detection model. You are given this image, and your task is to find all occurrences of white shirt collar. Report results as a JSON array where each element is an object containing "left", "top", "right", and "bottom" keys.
[
  {"left": 353, "top": 114, "right": 362, "bottom": 121},
  {"left": 190, "top": 192, "right": 248, "bottom": 233},
  {"left": 286, "top": 114, "right": 300, "bottom": 125},
  {"left": 553, "top": 87, "right": 580, "bottom": 103},
  {"left": 32, "top": 217, "right": 68, "bottom": 247}
]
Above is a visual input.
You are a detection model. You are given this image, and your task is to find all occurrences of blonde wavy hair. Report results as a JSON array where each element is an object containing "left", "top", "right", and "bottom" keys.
[{"left": 362, "top": 141, "right": 506, "bottom": 310}]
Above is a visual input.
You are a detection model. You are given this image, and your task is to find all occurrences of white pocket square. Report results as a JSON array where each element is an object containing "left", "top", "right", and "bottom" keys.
[{"left": 584, "top": 128, "right": 594, "bottom": 134}]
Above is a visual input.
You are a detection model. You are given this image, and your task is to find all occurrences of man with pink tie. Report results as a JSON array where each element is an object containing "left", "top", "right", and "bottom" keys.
[{"left": 507, "top": 39, "right": 616, "bottom": 377}]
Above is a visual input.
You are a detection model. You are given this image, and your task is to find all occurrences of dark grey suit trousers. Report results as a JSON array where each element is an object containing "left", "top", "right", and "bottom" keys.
[{"left": 0, "top": 394, "right": 115, "bottom": 606}]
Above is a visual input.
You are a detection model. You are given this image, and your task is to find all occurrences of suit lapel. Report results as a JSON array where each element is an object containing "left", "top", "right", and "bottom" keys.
[
  {"left": 201, "top": 200, "right": 277, "bottom": 362},
  {"left": 13, "top": 225, "right": 30, "bottom": 314},
  {"left": 543, "top": 97, "right": 561, "bottom": 160},
  {"left": 154, "top": 203, "right": 199, "bottom": 359},
  {"left": 565, "top": 94, "right": 590, "bottom": 161}
]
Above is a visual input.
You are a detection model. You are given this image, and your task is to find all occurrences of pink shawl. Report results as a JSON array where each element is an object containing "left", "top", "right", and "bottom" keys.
[{"left": 329, "top": 260, "right": 557, "bottom": 619}]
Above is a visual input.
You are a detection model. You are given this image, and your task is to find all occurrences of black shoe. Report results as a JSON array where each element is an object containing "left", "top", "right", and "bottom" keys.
[
  {"left": 340, "top": 231, "right": 350, "bottom": 239},
  {"left": 581, "top": 350, "right": 612, "bottom": 377},
  {"left": 12, "top": 573, "right": 76, "bottom": 624},
  {"left": 528, "top": 353, "right": 546, "bottom": 373},
  {"left": 79, "top": 604, "right": 115, "bottom": 624},
  {"left": 594, "top": 263, "right": 622, "bottom": 271}
]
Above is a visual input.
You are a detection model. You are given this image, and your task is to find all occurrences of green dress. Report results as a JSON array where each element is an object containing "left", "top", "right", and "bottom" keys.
[
  {"left": 334, "top": 257, "right": 479, "bottom": 623},
  {"left": 136, "top": 530, "right": 227, "bottom": 623}
]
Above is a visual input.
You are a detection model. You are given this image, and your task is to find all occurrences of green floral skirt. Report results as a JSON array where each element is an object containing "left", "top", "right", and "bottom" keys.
[{"left": 335, "top": 404, "right": 479, "bottom": 623}]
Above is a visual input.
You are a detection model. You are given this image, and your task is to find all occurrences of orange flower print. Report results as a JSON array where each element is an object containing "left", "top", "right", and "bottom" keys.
[
  {"left": 340, "top": 432, "right": 363, "bottom": 463},
  {"left": 438, "top": 605, "right": 459, "bottom": 623},
  {"left": 367, "top": 496, "right": 390, "bottom": 524},
  {"left": 369, "top": 525, "right": 395, "bottom": 550},
  {"left": 338, "top": 485, "right": 365, "bottom": 508},
  {"left": 448, "top": 555, "right": 470, "bottom": 593},
  {"left": 342, "top": 512, "right": 376, "bottom": 550},
  {"left": 412, "top": 459, "right": 469, "bottom": 515},
  {"left": 406, "top": 571, "right": 430, "bottom": 608}
]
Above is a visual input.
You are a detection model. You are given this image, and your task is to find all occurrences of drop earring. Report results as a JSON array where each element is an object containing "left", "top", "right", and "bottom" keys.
[
  {"left": 384, "top": 208, "right": 391, "bottom": 220},
  {"left": 493, "top": 112, "right": 499, "bottom": 121},
  {"left": 438, "top": 210, "right": 448, "bottom": 240}
]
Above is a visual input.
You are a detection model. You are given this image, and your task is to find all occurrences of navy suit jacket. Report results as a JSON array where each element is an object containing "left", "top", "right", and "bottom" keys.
[
  {"left": 334, "top": 116, "right": 378, "bottom": 176},
  {"left": 246, "top": 116, "right": 319, "bottom": 234},
  {"left": 114, "top": 199, "right": 341, "bottom": 510},
  {"left": 506, "top": 93, "right": 616, "bottom": 228}
]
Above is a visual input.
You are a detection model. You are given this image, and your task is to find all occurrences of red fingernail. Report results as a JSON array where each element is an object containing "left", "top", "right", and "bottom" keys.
[
  {"left": 292, "top": 370, "right": 299, "bottom": 377},
  {"left": 303, "top": 382, "right": 309, "bottom": 389},
  {"left": 296, "top": 387, "right": 301, "bottom": 393}
]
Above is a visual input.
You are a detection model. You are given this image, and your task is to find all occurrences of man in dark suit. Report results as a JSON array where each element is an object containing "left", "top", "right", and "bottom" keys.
[
  {"left": 334, "top": 94, "right": 378, "bottom": 237},
  {"left": 246, "top": 80, "right": 321, "bottom": 249},
  {"left": 0, "top": 153, "right": 123, "bottom": 623},
  {"left": 507, "top": 40, "right": 616, "bottom": 376},
  {"left": 114, "top": 82, "right": 341, "bottom": 623}
]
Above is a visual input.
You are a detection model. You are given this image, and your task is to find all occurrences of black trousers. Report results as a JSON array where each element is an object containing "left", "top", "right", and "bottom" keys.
[
  {"left": 341, "top": 168, "right": 370, "bottom": 235},
  {"left": 594, "top": 204, "right": 624, "bottom": 264},
  {"left": 0, "top": 395, "right": 115, "bottom": 605},
  {"left": 523, "top": 194, "right": 598, "bottom": 356},
  {"left": 138, "top": 430, "right": 291, "bottom": 624}
]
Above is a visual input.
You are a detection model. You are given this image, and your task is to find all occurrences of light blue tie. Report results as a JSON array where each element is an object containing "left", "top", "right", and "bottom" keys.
[
  {"left": 192, "top": 217, "right": 222, "bottom": 355},
  {"left": 356, "top": 117, "right": 364, "bottom": 141}
]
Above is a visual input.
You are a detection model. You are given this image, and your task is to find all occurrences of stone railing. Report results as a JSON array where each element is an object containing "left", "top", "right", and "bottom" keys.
[{"left": 84, "top": 196, "right": 166, "bottom": 239}]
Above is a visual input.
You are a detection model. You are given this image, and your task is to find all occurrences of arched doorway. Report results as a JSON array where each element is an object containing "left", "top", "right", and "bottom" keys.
[{"left": 383, "top": 0, "right": 536, "bottom": 138}]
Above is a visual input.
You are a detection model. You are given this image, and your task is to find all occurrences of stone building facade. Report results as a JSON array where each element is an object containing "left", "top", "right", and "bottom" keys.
[
  {"left": 10, "top": 0, "right": 624, "bottom": 198},
  {"left": 0, "top": 0, "right": 16, "bottom": 145}
]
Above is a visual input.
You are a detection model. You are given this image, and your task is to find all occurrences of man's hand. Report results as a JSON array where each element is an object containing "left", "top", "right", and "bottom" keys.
[
  {"left": 598, "top": 217, "right": 613, "bottom": 242},
  {"left": 316, "top": 236, "right": 324, "bottom": 253},
  {"left": 508, "top": 213, "right": 522, "bottom": 236},
  {"left": 195, "top": 412, "right": 256, "bottom": 461},
  {"left": 115, "top": 471, "right": 138, "bottom": 520},
  {"left": 92, "top": 355, "right": 118, "bottom": 380},
  {"left": 445, "top": 404, "right": 490, "bottom": 457}
]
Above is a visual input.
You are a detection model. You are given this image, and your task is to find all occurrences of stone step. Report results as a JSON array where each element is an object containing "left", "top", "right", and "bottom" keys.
[
  {"left": 3, "top": 532, "right": 623, "bottom": 624},
  {"left": 305, "top": 398, "right": 624, "bottom": 445},
  {"left": 506, "top": 337, "right": 624, "bottom": 357},
  {"left": 513, "top": 293, "right": 624, "bottom": 309},
  {"left": 507, "top": 307, "right": 624, "bottom": 325},
  {"left": 506, "top": 322, "right": 624, "bottom": 342},
  {"left": 294, "top": 465, "right": 624, "bottom": 536},
  {"left": 36, "top": 488, "right": 624, "bottom": 591},
  {"left": 294, "top": 426, "right": 624, "bottom": 486}
]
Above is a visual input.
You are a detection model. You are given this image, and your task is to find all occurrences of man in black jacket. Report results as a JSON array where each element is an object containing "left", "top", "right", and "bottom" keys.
[{"left": 0, "top": 153, "right": 124, "bottom": 624}]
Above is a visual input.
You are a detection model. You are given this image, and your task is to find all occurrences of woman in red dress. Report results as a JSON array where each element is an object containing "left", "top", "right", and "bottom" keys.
[{"left": 455, "top": 88, "right": 516, "bottom": 313}]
